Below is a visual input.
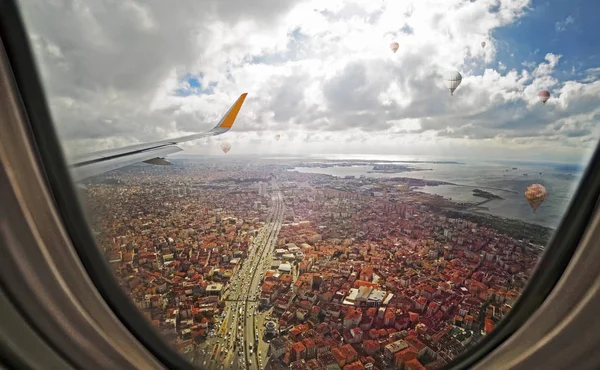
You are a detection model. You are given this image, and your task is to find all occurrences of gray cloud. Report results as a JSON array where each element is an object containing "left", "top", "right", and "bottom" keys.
[
  {"left": 16, "top": 0, "right": 600, "bottom": 159},
  {"left": 20, "top": 0, "right": 303, "bottom": 154}
]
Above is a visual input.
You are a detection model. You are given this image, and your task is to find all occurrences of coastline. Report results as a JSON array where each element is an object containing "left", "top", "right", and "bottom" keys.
[
  {"left": 442, "top": 208, "right": 554, "bottom": 246},
  {"left": 408, "top": 187, "right": 553, "bottom": 245},
  {"left": 288, "top": 164, "right": 558, "bottom": 244}
]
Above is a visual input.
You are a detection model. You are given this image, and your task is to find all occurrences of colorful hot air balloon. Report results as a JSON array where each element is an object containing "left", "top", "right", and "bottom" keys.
[
  {"left": 443, "top": 70, "right": 462, "bottom": 96},
  {"left": 221, "top": 142, "right": 231, "bottom": 154},
  {"left": 390, "top": 42, "right": 399, "bottom": 53},
  {"left": 275, "top": 134, "right": 281, "bottom": 141},
  {"left": 539, "top": 90, "right": 550, "bottom": 105},
  {"left": 525, "top": 184, "right": 548, "bottom": 212},
  {"left": 481, "top": 41, "right": 486, "bottom": 48}
]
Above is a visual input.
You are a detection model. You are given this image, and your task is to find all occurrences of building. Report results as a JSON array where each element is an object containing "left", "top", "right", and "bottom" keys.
[
  {"left": 205, "top": 283, "right": 223, "bottom": 298},
  {"left": 270, "top": 338, "right": 287, "bottom": 359},
  {"left": 292, "top": 341, "right": 307, "bottom": 361},
  {"left": 279, "top": 263, "right": 292, "bottom": 273},
  {"left": 265, "top": 320, "right": 278, "bottom": 335},
  {"left": 258, "top": 182, "right": 267, "bottom": 196},
  {"left": 384, "top": 339, "right": 409, "bottom": 359}
]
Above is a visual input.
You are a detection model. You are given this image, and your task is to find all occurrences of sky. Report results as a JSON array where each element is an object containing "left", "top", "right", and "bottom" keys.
[{"left": 18, "top": 0, "right": 600, "bottom": 163}]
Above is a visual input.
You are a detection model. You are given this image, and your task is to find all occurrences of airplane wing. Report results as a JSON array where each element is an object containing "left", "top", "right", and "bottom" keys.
[{"left": 68, "top": 93, "right": 247, "bottom": 182}]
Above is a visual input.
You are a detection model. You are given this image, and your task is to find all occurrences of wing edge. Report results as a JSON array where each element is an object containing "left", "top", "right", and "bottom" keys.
[{"left": 69, "top": 93, "right": 248, "bottom": 165}]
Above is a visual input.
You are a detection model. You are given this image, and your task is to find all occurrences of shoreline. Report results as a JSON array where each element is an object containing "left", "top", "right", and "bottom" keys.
[
  {"left": 407, "top": 189, "right": 553, "bottom": 245},
  {"left": 290, "top": 165, "right": 519, "bottom": 194},
  {"left": 443, "top": 208, "right": 554, "bottom": 246},
  {"left": 451, "top": 183, "right": 518, "bottom": 194},
  {"left": 295, "top": 159, "right": 465, "bottom": 165},
  {"left": 288, "top": 164, "right": 562, "bottom": 231}
]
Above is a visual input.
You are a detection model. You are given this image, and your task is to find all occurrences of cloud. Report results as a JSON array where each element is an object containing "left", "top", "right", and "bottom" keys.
[
  {"left": 533, "top": 53, "right": 561, "bottom": 77},
  {"left": 18, "top": 0, "right": 599, "bottom": 162},
  {"left": 555, "top": 15, "right": 575, "bottom": 32}
]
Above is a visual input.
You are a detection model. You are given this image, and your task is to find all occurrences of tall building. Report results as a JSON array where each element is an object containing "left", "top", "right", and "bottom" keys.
[
  {"left": 258, "top": 181, "right": 268, "bottom": 196},
  {"left": 265, "top": 320, "right": 278, "bottom": 335}
]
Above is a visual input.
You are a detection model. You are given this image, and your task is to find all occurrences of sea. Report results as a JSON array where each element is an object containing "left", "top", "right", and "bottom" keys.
[{"left": 288, "top": 154, "right": 588, "bottom": 229}]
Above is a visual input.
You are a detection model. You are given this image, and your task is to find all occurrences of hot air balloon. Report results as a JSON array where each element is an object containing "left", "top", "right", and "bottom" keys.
[
  {"left": 221, "top": 142, "right": 231, "bottom": 154},
  {"left": 443, "top": 70, "right": 462, "bottom": 96},
  {"left": 390, "top": 42, "right": 399, "bottom": 53},
  {"left": 539, "top": 90, "right": 550, "bottom": 105},
  {"left": 481, "top": 41, "right": 486, "bottom": 48},
  {"left": 275, "top": 134, "right": 281, "bottom": 141},
  {"left": 525, "top": 184, "right": 548, "bottom": 212}
]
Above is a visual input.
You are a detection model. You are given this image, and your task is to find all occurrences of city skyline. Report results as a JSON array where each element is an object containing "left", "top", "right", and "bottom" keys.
[{"left": 19, "top": 0, "right": 600, "bottom": 162}]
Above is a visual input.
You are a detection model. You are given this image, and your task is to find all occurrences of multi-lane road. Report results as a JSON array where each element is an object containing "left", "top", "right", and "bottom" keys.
[
  {"left": 198, "top": 181, "right": 283, "bottom": 370},
  {"left": 244, "top": 182, "right": 283, "bottom": 370}
]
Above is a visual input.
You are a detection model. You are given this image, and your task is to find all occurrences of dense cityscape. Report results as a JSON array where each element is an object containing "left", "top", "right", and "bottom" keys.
[{"left": 82, "top": 159, "right": 550, "bottom": 370}]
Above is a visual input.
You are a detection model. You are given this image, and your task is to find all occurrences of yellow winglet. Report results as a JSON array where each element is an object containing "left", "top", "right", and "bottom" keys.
[{"left": 218, "top": 93, "right": 248, "bottom": 129}]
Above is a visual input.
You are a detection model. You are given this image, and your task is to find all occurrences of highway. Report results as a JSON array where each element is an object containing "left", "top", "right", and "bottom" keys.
[
  {"left": 199, "top": 180, "right": 283, "bottom": 370},
  {"left": 244, "top": 181, "right": 284, "bottom": 370}
]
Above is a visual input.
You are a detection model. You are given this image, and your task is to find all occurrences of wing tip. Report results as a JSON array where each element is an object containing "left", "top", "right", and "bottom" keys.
[{"left": 219, "top": 93, "right": 248, "bottom": 129}]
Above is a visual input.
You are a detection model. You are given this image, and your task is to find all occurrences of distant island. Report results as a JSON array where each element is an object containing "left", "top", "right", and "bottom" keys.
[
  {"left": 327, "top": 159, "right": 463, "bottom": 165},
  {"left": 472, "top": 188, "right": 504, "bottom": 200},
  {"left": 386, "top": 177, "right": 451, "bottom": 187},
  {"left": 368, "top": 164, "right": 430, "bottom": 173}
]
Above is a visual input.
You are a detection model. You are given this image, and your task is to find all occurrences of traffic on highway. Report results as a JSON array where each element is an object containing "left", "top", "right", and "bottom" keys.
[{"left": 198, "top": 181, "right": 283, "bottom": 370}]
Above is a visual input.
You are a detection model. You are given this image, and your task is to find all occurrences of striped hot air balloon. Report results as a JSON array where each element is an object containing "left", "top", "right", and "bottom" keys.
[
  {"left": 390, "top": 42, "right": 399, "bottom": 53},
  {"left": 525, "top": 184, "right": 548, "bottom": 212},
  {"left": 539, "top": 90, "right": 550, "bottom": 104},
  {"left": 443, "top": 70, "right": 462, "bottom": 96}
]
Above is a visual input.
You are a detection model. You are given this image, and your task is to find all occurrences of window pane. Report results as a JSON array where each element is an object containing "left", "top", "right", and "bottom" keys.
[{"left": 18, "top": 0, "right": 599, "bottom": 369}]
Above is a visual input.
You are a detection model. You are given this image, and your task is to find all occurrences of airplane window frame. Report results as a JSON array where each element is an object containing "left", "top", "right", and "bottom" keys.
[
  {"left": 448, "top": 146, "right": 600, "bottom": 369},
  {"left": 2, "top": 0, "right": 599, "bottom": 368},
  {"left": 0, "top": 2, "right": 194, "bottom": 370}
]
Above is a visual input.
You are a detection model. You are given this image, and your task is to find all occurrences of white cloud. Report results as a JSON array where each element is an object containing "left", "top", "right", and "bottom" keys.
[
  {"left": 17, "top": 0, "right": 599, "bottom": 162},
  {"left": 555, "top": 15, "right": 575, "bottom": 32},
  {"left": 533, "top": 53, "right": 561, "bottom": 77}
]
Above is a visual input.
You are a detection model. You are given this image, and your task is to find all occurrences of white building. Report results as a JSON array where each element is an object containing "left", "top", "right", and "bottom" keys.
[{"left": 278, "top": 263, "right": 292, "bottom": 273}]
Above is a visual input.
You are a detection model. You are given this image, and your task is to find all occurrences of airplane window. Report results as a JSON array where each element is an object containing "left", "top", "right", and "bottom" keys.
[{"left": 16, "top": 0, "right": 599, "bottom": 369}]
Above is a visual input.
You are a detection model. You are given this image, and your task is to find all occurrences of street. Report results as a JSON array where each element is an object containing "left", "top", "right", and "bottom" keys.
[
  {"left": 245, "top": 182, "right": 283, "bottom": 370},
  {"left": 196, "top": 181, "right": 283, "bottom": 369}
]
